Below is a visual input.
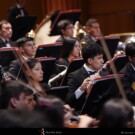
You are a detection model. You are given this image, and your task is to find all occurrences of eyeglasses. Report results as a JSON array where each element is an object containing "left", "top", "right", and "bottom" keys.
[{"left": 66, "top": 26, "right": 74, "bottom": 29}]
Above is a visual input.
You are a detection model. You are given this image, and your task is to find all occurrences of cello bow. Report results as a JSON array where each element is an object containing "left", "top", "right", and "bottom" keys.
[{"left": 15, "top": 48, "right": 47, "bottom": 97}]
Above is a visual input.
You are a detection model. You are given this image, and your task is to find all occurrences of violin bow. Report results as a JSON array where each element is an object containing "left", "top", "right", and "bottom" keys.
[
  {"left": 15, "top": 48, "right": 47, "bottom": 97},
  {"left": 99, "top": 33, "right": 127, "bottom": 99}
]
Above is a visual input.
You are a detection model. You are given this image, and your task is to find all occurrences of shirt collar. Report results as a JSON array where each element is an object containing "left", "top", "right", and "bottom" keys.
[
  {"left": 130, "top": 63, "right": 135, "bottom": 71},
  {"left": 83, "top": 63, "right": 96, "bottom": 72}
]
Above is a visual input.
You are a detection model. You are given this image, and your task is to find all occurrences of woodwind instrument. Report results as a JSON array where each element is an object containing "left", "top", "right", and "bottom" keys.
[{"left": 86, "top": 53, "right": 126, "bottom": 95}]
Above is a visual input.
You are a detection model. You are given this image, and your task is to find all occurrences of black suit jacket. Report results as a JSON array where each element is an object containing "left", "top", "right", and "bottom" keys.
[
  {"left": 8, "top": 59, "right": 25, "bottom": 81},
  {"left": 120, "top": 62, "right": 135, "bottom": 105},
  {"left": 66, "top": 66, "right": 89, "bottom": 112},
  {"left": 8, "top": 4, "right": 28, "bottom": 24},
  {"left": 81, "top": 34, "right": 96, "bottom": 44},
  {"left": 55, "top": 36, "right": 65, "bottom": 43},
  {"left": 0, "top": 38, "right": 16, "bottom": 48}
]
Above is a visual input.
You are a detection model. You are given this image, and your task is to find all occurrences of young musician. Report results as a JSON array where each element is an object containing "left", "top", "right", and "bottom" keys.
[
  {"left": 50, "top": 37, "right": 81, "bottom": 87},
  {"left": 66, "top": 42, "right": 104, "bottom": 114},
  {"left": 57, "top": 37, "right": 81, "bottom": 67},
  {"left": 0, "top": 20, "right": 16, "bottom": 47},
  {"left": 120, "top": 42, "right": 135, "bottom": 105},
  {"left": 0, "top": 80, "right": 36, "bottom": 110},
  {"left": 26, "top": 58, "right": 50, "bottom": 92},
  {"left": 8, "top": 36, "right": 36, "bottom": 80},
  {"left": 81, "top": 18, "right": 101, "bottom": 44},
  {"left": 55, "top": 19, "right": 74, "bottom": 43}
]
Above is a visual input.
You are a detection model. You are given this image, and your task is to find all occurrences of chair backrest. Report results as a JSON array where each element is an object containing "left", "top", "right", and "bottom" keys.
[
  {"left": 0, "top": 47, "right": 18, "bottom": 67},
  {"left": 97, "top": 36, "right": 120, "bottom": 61},
  {"left": 60, "top": 58, "right": 84, "bottom": 86},
  {"left": 37, "top": 57, "right": 56, "bottom": 83},
  {"left": 46, "top": 86, "right": 69, "bottom": 102}
]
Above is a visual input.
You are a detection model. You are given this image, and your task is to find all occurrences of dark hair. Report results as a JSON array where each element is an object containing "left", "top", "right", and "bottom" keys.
[
  {"left": 59, "top": 37, "right": 78, "bottom": 58},
  {"left": 98, "top": 98, "right": 134, "bottom": 128},
  {"left": 125, "top": 42, "right": 135, "bottom": 57},
  {"left": 26, "top": 58, "right": 40, "bottom": 69},
  {"left": 16, "top": 37, "right": 34, "bottom": 47},
  {"left": 82, "top": 42, "right": 104, "bottom": 63},
  {"left": 85, "top": 18, "right": 99, "bottom": 28},
  {"left": 0, "top": 109, "right": 47, "bottom": 128},
  {"left": 0, "top": 20, "right": 11, "bottom": 30},
  {"left": 58, "top": 19, "right": 73, "bottom": 30},
  {"left": 0, "top": 80, "right": 34, "bottom": 109},
  {"left": 35, "top": 95, "right": 64, "bottom": 128},
  {"left": 57, "top": 19, "right": 73, "bottom": 35}
]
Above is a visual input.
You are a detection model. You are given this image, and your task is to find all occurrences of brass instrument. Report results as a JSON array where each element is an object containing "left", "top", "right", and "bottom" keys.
[
  {"left": 48, "top": 68, "right": 67, "bottom": 87},
  {"left": 48, "top": 64, "right": 67, "bottom": 87},
  {"left": 110, "top": 32, "right": 135, "bottom": 44}
]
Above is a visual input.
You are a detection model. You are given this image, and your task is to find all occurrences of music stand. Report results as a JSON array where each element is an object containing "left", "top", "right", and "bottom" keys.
[
  {"left": 0, "top": 47, "right": 18, "bottom": 67},
  {"left": 60, "top": 58, "right": 84, "bottom": 86},
  {"left": 35, "top": 42, "right": 63, "bottom": 59},
  {"left": 113, "top": 54, "right": 128, "bottom": 72},
  {"left": 0, "top": 47, "right": 19, "bottom": 80},
  {"left": 11, "top": 16, "right": 37, "bottom": 41},
  {"left": 37, "top": 57, "right": 56, "bottom": 83},
  {"left": 97, "top": 36, "right": 120, "bottom": 61},
  {"left": 46, "top": 86, "right": 69, "bottom": 102},
  {"left": 50, "top": 9, "right": 81, "bottom": 36},
  {"left": 80, "top": 74, "right": 124, "bottom": 118}
]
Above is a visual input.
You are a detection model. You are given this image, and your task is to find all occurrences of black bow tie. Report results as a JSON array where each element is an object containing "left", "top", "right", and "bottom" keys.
[
  {"left": 5, "top": 40, "right": 8, "bottom": 44},
  {"left": 88, "top": 71, "right": 96, "bottom": 75}
]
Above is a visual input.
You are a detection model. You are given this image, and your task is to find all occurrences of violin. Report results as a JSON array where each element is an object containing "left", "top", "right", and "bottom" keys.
[
  {"left": 64, "top": 115, "right": 80, "bottom": 128},
  {"left": 63, "top": 104, "right": 80, "bottom": 128}
]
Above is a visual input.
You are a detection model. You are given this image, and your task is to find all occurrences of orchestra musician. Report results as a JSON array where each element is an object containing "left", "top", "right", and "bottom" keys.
[
  {"left": 55, "top": 19, "right": 74, "bottom": 43},
  {"left": 8, "top": 0, "right": 28, "bottom": 25},
  {"left": 35, "top": 94, "right": 97, "bottom": 128},
  {"left": 26, "top": 58, "right": 51, "bottom": 92},
  {"left": 0, "top": 80, "right": 36, "bottom": 111},
  {"left": 50, "top": 37, "right": 81, "bottom": 87},
  {"left": 66, "top": 42, "right": 104, "bottom": 114},
  {"left": 57, "top": 37, "right": 81, "bottom": 66},
  {"left": 0, "top": 20, "right": 16, "bottom": 48},
  {"left": 80, "top": 18, "right": 101, "bottom": 44},
  {"left": 8, "top": 36, "right": 36, "bottom": 80},
  {"left": 120, "top": 42, "right": 135, "bottom": 106},
  {"left": 98, "top": 98, "right": 135, "bottom": 128}
]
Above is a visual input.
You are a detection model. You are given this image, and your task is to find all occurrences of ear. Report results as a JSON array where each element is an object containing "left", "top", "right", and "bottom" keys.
[
  {"left": 19, "top": 47, "right": 24, "bottom": 53},
  {"left": 10, "top": 97, "right": 17, "bottom": 108},
  {"left": 61, "top": 29, "right": 65, "bottom": 35},
  {"left": 128, "top": 56, "right": 132, "bottom": 62},
  {"left": 87, "top": 58, "right": 92, "bottom": 64}
]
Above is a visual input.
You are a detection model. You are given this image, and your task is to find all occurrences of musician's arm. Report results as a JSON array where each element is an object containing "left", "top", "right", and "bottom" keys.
[{"left": 66, "top": 73, "right": 86, "bottom": 107}]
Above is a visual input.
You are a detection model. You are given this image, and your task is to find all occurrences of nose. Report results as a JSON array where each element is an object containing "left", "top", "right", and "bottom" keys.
[
  {"left": 32, "top": 100, "right": 36, "bottom": 106},
  {"left": 40, "top": 70, "right": 44, "bottom": 76},
  {"left": 101, "top": 59, "right": 104, "bottom": 64}
]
